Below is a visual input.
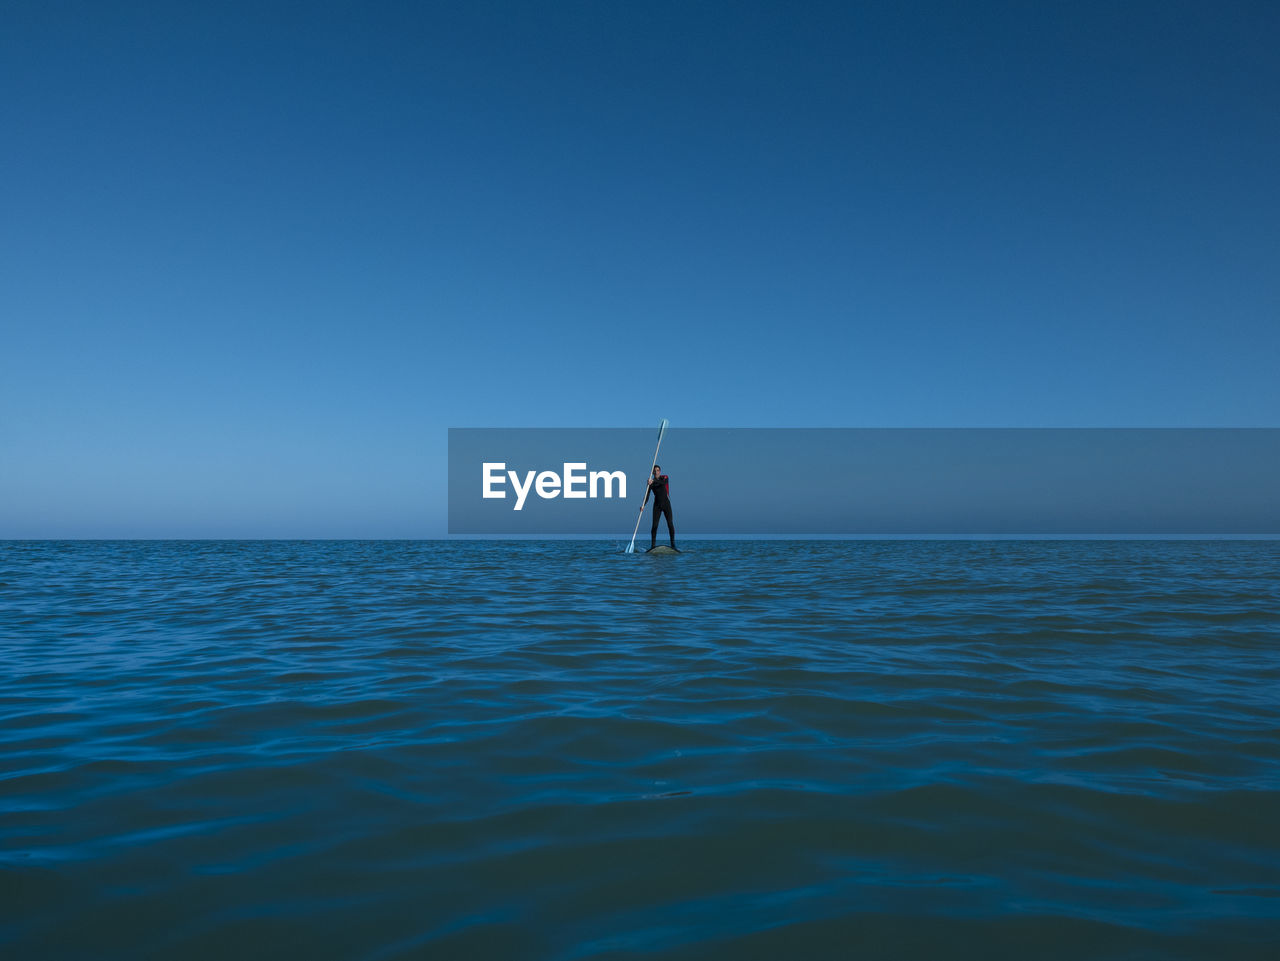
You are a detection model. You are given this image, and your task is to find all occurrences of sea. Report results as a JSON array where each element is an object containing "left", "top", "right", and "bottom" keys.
[{"left": 2, "top": 540, "right": 1278, "bottom": 959}]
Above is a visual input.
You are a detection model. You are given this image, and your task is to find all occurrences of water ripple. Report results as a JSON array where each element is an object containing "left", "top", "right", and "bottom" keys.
[{"left": 2, "top": 540, "right": 1279, "bottom": 959}]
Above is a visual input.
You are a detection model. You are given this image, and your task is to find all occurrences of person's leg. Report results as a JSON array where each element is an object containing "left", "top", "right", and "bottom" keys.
[
  {"left": 664, "top": 504, "right": 675, "bottom": 547},
  {"left": 650, "top": 505, "right": 658, "bottom": 549}
]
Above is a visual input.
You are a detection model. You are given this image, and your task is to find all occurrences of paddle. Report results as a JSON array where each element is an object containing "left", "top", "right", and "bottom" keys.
[{"left": 625, "top": 419, "right": 669, "bottom": 554}]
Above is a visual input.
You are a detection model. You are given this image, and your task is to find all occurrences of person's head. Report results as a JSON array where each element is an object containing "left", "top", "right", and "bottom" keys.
[{"left": 653, "top": 465, "right": 661, "bottom": 475}]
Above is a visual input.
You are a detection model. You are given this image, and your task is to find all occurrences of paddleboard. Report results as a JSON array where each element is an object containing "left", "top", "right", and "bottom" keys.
[{"left": 645, "top": 546, "right": 682, "bottom": 554}]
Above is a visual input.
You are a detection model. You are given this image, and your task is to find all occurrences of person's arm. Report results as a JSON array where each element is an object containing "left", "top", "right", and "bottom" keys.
[{"left": 643, "top": 476, "right": 652, "bottom": 506}]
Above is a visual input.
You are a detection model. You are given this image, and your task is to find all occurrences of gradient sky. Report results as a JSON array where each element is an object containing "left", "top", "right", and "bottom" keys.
[{"left": 3, "top": 1, "right": 1277, "bottom": 537}]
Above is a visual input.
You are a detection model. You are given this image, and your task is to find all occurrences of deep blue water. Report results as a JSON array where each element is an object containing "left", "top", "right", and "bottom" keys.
[{"left": 2, "top": 540, "right": 1279, "bottom": 959}]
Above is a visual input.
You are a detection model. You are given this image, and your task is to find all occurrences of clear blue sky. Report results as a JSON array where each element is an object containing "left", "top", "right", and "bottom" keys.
[{"left": 3, "top": 1, "right": 1277, "bottom": 537}]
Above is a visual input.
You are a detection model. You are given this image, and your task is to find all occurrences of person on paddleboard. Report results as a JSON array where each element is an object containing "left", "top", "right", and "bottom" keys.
[{"left": 644, "top": 465, "right": 676, "bottom": 551}]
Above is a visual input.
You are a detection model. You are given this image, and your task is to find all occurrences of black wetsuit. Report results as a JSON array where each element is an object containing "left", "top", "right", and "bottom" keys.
[{"left": 646, "top": 474, "right": 675, "bottom": 548}]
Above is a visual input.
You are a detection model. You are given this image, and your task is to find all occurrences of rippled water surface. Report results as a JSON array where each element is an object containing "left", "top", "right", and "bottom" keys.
[{"left": 2, "top": 540, "right": 1279, "bottom": 959}]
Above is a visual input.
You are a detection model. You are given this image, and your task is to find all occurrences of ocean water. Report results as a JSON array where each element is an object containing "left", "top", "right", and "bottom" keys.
[{"left": 2, "top": 540, "right": 1278, "bottom": 960}]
